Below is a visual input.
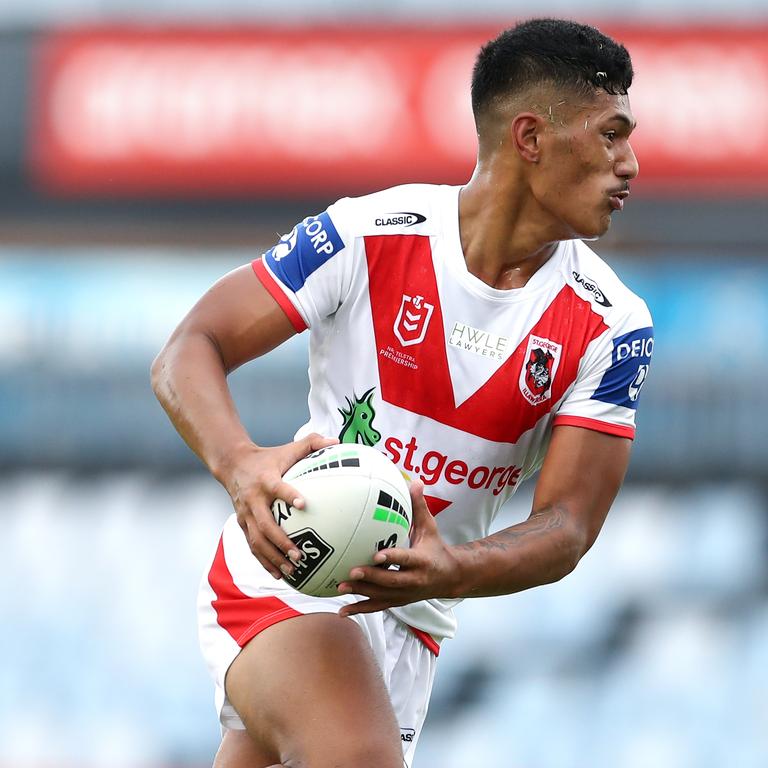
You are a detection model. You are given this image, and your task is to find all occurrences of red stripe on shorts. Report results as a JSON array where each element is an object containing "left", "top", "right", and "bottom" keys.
[
  {"left": 408, "top": 626, "right": 440, "bottom": 656},
  {"left": 208, "top": 535, "right": 302, "bottom": 648},
  {"left": 209, "top": 535, "right": 442, "bottom": 656}
]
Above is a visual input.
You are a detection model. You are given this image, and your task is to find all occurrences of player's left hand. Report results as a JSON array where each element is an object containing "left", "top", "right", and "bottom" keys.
[{"left": 337, "top": 480, "right": 462, "bottom": 617}]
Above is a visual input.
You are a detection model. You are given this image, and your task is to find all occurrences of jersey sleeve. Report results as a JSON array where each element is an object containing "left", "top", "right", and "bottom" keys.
[
  {"left": 553, "top": 305, "right": 654, "bottom": 440},
  {"left": 251, "top": 200, "right": 354, "bottom": 331}
]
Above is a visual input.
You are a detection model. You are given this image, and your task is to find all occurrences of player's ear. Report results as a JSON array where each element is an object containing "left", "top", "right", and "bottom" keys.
[{"left": 510, "top": 113, "right": 544, "bottom": 164}]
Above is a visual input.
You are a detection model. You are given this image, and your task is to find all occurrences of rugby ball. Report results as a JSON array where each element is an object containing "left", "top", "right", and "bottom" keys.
[{"left": 271, "top": 443, "right": 411, "bottom": 597}]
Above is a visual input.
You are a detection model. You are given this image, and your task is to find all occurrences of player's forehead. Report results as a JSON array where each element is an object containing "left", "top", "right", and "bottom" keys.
[{"left": 578, "top": 91, "right": 636, "bottom": 129}]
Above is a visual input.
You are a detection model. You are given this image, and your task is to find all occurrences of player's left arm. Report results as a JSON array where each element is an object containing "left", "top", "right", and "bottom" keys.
[{"left": 339, "top": 424, "right": 630, "bottom": 615}]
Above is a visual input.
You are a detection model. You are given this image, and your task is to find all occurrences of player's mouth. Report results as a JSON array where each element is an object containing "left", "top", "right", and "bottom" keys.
[{"left": 608, "top": 188, "right": 630, "bottom": 211}]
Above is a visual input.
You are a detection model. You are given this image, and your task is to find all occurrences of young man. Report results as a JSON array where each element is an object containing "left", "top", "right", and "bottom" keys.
[{"left": 152, "top": 18, "right": 652, "bottom": 768}]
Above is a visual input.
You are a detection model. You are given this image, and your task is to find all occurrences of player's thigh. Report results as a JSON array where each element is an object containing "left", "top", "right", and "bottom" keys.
[
  {"left": 213, "top": 728, "right": 280, "bottom": 768},
  {"left": 224, "top": 612, "right": 403, "bottom": 768}
]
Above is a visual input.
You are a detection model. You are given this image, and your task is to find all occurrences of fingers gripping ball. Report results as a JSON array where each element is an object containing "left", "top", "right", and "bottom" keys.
[{"left": 271, "top": 444, "right": 411, "bottom": 596}]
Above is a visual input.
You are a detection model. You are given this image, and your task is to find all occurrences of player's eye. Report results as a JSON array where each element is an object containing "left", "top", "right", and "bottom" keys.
[{"left": 603, "top": 131, "right": 616, "bottom": 143}]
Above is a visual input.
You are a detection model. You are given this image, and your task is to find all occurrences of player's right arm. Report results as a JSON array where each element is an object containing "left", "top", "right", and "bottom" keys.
[{"left": 150, "top": 265, "right": 337, "bottom": 579}]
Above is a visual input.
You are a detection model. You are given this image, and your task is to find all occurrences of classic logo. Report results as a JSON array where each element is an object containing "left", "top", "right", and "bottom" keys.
[
  {"left": 519, "top": 335, "right": 562, "bottom": 405},
  {"left": 394, "top": 294, "right": 434, "bottom": 347},
  {"left": 374, "top": 212, "right": 427, "bottom": 227},
  {"left": 573, "top": 271, "right": 612, "bottom": 307},
  {"left": 281, "top": 528, "right": 334, "bottom": 590},
  {"left": 400, "top": 728, "right": 416, "bottom": 743}
]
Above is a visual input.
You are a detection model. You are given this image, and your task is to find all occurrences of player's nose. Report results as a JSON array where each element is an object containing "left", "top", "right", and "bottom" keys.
[{"left": 616, "top": 141, "right": 639, "bottom": 181}]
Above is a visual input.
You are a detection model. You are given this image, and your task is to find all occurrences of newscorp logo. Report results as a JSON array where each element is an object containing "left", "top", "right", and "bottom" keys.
[
  {"left": 573, "top": 271, "right": 612, "bottom": 307},
  {"left": 374, "top": 212, "right": 427, "bottom": 227},
  {"left": 383, "top": 434, "right": 521, "bottom": 497}
]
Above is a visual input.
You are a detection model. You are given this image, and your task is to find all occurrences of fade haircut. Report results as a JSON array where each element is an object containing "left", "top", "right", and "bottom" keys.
[{"left": 471, "top": 19, "right": 633, "bottom": 122}]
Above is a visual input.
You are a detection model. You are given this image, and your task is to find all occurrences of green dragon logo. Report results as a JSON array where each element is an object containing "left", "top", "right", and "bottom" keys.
[{"left": 338, "top": 387, "right": 381, "bottom": 446}]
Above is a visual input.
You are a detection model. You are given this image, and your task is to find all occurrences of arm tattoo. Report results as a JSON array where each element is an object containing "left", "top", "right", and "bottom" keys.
[{"left": 455, "top": 502, "right": 569, "bottom": 554}]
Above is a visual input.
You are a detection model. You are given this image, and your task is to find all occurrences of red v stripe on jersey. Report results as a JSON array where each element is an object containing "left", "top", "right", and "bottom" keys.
[
  {"left": 365, "top": 234, "right": 609, "bottom": 444},
  {"left": 424, "top": 495, "right": 453, "bottom": 516},
  {"left": 365, "top": 234, "right": 456, "bottom": 412},
  {"left": 450, "top": 284, "right": 608, "bottom": 441}
]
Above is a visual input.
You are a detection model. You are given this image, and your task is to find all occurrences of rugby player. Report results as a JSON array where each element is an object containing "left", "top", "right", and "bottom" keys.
[{"left": 152, "top": 18, "right": 652, "bottom": 768}]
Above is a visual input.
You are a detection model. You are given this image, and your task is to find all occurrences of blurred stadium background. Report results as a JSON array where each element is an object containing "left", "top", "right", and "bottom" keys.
[{"left": 2, "top": 2, "right": 768, "bottom": 767}]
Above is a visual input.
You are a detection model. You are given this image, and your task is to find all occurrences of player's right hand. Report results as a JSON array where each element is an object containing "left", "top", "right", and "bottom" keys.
[{"left": 219, "top": 433, "right": 339, "bottom": 579}]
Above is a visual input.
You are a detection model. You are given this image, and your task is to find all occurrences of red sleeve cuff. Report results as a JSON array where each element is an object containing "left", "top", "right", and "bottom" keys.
[
  {"left": 552, "top": 415, "right": 635, "bottom": 440},
  {"left": 252, "top": 259, "right": 307, "bottom": 333}
]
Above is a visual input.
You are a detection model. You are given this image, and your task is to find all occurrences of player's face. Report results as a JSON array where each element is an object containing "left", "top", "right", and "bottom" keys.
[{"left": 534, "top": 91, "right": 638, "bottom": 239}]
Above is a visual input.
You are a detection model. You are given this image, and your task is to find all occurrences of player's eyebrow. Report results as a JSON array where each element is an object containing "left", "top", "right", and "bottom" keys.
[{"left": 608, "top": 112, "right": 637, "bottom": 132}]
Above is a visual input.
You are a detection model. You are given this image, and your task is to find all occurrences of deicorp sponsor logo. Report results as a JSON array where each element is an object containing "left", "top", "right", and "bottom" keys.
[
  {"left": 616, "top": 333, "right": 654, "bottom": 362},
  {"left": 593, "top": 326, "right": 653, "bottom": 409},
  {"left": 384, "top": 435, "right": 521, "bottom": 496},
  {"left": 375, "top": 212, "right": 427, "bottom": 227}
]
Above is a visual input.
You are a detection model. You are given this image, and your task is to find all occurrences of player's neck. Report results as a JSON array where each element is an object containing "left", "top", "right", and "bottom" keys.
[{"left": 458, "top": 166, "right": 564, "bottom": 290}]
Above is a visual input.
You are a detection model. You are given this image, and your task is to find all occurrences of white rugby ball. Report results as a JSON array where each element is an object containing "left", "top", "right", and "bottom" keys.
[{"left": 271, "top": 443, "right": 411, "bottom": 597}]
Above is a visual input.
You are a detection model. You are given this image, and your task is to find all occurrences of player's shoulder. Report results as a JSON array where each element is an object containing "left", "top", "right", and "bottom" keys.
[
  {"left": 328, "top": 183, "right": 454, "bottom": 238},
  {"left": 560, "top": 239, "right": 652, "bottom": 328}
]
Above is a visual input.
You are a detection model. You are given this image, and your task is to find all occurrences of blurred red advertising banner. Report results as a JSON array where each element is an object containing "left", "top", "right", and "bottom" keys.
[{"left": 30, "top": 25, "right": 768, "bottom": 197}]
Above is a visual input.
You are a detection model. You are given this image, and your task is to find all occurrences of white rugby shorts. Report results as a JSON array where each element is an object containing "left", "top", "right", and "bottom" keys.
[{"left": 197, "top": 513, "right": 438, "bottom": 767}]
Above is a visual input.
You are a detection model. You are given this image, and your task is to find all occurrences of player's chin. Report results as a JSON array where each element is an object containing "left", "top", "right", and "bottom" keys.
[{"left": 573, "top": 214, "right": 611, "bottom": 240}]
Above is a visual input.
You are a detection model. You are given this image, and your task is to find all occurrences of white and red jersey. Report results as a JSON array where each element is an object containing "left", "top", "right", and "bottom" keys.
[{"left": 253, "top": 183, "right": 653, "bottom": 640}]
